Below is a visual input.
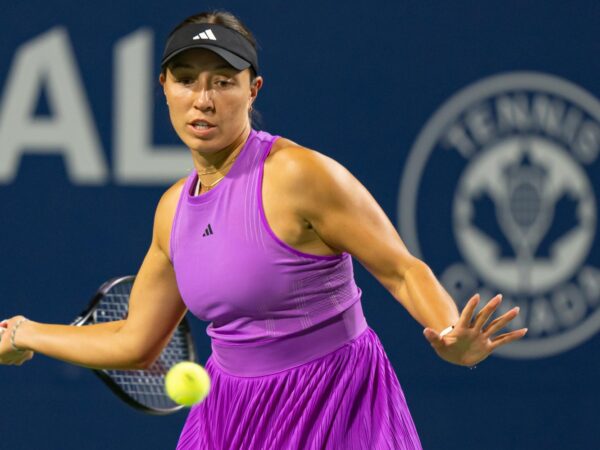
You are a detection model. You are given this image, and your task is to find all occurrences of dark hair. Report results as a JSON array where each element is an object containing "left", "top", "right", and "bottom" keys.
[{"left": 161, "top": 10, "right": 262, "bottom": 127}]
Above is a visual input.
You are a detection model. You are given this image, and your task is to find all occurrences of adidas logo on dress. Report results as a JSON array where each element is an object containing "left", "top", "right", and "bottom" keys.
[
  {"left": 193, "top": 29, "right": 217, "bottom": 41},
  {"left": 202, "top": 224, "right": 214, "bottom": 237}
]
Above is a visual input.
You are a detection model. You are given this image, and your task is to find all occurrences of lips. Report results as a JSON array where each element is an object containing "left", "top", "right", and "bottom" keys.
[
  {"left": 187, "top": 119, "right": 217, "bottom": 137},
  {"left": 188, "top": 118, "right": 216, "bottom": 127}
]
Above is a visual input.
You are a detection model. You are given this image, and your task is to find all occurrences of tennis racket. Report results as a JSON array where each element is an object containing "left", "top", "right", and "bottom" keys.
[{"left": 71, "top": 275, "right": 196, "bottom": 415}]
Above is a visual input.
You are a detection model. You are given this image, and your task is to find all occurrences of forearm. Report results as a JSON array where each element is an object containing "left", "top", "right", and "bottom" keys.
[
  {"left": 14, "top": 319, "right": 146, "bottom": 370},
  {"left": 396, "top": 260, "right": 460, "bottom": 332}
]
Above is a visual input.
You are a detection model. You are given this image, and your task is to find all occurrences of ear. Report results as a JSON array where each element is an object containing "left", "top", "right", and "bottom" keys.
[
  {"left": 159, "top": 72, "right": 170, "bottom": 105},
  {"left": 250, "top": 76, "right": 263, "bottom": 105}
]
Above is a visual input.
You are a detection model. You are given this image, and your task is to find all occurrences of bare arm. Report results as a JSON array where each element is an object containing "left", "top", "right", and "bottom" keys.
[
  {"left": 272, "top": 145, "right": 526, "bottom": 366},
  {"left": 396, "top": 261, "right": 459, "bottom": 330},
  {"left": 274, "top": 146, "right": 458, "bottom": 332},
  {"left": 4, "top": 179, "right": 188, "bottom": 370},
  {"left": 13, "top": 321, "right": 134, "bottom": 370}
]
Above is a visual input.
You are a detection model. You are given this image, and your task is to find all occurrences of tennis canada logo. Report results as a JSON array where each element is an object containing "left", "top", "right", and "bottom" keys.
[{"left": 398, "top": 72, "right": 600, "bottom": 359}]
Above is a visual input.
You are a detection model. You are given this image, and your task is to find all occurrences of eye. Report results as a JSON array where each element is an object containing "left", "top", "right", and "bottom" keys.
[
  {"left": 215, "top": 79, "right": 234, "bottom": 88},
  {"left": 177, "top": 77, "right": 195, "bottom": 85},
  {"left": 171, "top": 71, "right": 196, "bottom": 85}
]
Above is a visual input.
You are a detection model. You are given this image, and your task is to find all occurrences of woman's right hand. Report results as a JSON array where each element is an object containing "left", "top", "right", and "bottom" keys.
[{"left": 0, "top": 317, "right": 35, "bottom": 366}]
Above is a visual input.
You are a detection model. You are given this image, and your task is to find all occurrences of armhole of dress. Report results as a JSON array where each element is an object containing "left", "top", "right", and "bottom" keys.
[
  {"left": 169, "top": 175, "right": 191, "bottom": 264},
  {"left": 256, "top": 138, "right": 347, "bottom": 261}
]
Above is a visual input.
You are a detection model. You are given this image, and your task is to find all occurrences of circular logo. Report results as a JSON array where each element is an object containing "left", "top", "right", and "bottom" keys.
[{"left": 398, "top": 72, "right": 600, "bottom": 359}]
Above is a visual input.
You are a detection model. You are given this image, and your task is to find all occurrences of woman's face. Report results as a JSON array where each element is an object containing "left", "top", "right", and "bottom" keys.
[{"left": 160, "top": 48, "right": 262, "bottom": 153}]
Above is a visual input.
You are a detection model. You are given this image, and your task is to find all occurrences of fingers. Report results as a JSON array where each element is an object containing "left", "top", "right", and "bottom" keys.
[
  {"left": 423, "top": 328, "right": 444, "bottom": 348},
  {"left": 482, "top": 306, "right": 520, "bottom": 336},
  {"left": 0, "top": 350, "right": 34, "bottom": 366},
  {"left": 472, "top": 294, "right": 503, "bottom": 330},
  {"left": 456, "top": 294, "right": 481, "bottom": 328},
  {"left": 16, "top": 351, "right": 34, "bottom": 366},
  {"left": 490, "top": 329, "right": 528, "bottom": 350}
]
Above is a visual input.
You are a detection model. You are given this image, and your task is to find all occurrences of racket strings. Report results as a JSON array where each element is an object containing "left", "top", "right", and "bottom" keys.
[{"left": 95, "top": 280, "right": 193, "bottom": 411}]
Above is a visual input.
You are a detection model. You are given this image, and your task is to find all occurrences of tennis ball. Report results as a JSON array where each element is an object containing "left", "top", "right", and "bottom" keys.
[{"left": 165, "top": 361, "right": 211, "bottom": 407}]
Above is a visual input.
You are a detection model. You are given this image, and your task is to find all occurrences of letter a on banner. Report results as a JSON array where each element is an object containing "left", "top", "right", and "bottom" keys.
[{"left": 0, "top": 27, "right": 108, "bottom": 184}]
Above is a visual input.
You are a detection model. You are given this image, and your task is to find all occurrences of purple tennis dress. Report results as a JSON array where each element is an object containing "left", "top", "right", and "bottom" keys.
[{"left": 170, "top": 129, "right": 422, "bottom": 449}]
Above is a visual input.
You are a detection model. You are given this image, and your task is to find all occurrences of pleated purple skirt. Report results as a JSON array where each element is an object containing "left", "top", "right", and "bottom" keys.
[{"left": 175, "top": 327, "right": 422, "bottom": 449}]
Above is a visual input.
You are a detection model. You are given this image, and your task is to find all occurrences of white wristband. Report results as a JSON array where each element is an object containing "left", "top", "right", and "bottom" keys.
[{"left": 439, "top": 325, "right": 455, "bottom": 337}]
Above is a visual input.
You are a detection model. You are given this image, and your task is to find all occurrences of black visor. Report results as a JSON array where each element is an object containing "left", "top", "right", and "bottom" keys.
[{"left": 161, "top": 23, "right": 259, "bottom": 74}]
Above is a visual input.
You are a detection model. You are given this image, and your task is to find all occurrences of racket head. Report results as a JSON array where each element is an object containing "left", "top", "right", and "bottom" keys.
[{"left": 73, "top": 275, "right": 197, "bottom": 415}]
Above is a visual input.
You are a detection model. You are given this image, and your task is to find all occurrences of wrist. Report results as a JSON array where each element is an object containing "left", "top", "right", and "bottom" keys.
[{"left": 12, "top": 317, "right": 34, "bottom": 352}]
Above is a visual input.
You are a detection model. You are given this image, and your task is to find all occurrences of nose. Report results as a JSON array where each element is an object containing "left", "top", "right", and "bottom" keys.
[{"left": 193, "top": 86, "right": 215, "bottom": 111}]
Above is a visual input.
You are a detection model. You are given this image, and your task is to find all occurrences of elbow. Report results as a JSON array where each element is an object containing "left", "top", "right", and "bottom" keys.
[
  {"left": 132, "top": 347, "right": 163, "bottom": 370},
  {"left": 115, "top": 334, "right": 156, "bottom": 370},
  {"left": 133, "top": 360, "right": 153, "bottom": 371},
  {"left": 128, "top": 347, "right": 158, "bottom": 370},
  {"left": 135, "top": 355, "right": 158, "bottom": 370}
]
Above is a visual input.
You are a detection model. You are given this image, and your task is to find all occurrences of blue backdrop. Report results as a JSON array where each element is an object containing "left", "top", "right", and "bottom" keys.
[{"left": 2, "top": 1, "right": 599, "bottom": 449}]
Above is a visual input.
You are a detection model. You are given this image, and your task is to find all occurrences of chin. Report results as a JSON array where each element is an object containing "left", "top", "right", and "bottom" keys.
[{"left": 186, "top": 138, "right": 226, "bottom": 154}]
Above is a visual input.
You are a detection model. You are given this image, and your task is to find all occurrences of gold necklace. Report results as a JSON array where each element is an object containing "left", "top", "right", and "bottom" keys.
[
  {"left": 195, "top": 174, "right": 224, "bottom": 195},
  {"left": 203, "top": 175, "right": 226, "bottom": 187},
  {"left": 195, "top": 152, "right": 240, "bottom": 195}
]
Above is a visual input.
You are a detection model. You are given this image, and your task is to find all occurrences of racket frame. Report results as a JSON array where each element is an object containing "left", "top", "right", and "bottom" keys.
[{"left": 71, "top": 275, "right": 197, "bottom": 415}]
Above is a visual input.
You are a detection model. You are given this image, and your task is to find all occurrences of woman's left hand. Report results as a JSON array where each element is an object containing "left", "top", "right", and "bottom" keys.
[{"left": 422, "top": 294, "right": 527, "bottom": 367}]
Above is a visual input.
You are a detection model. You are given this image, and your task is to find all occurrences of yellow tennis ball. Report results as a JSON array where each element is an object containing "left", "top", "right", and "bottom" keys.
[{"left": 165, "top": 362, "right": 211, "bottom": 407}]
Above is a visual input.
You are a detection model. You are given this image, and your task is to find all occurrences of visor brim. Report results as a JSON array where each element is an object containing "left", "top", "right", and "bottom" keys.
[{"left": 161, "top": 45, "right": 251, "bottom": 71}]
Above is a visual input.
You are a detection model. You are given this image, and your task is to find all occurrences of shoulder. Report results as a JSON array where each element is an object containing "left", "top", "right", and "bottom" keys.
[
  {"left": 267, "top": 137, "right": 349, "bottom": 192},
  {"left": 268, "top": 137, "right": 335, "bottom": 167},
  {"left": 266, "top": 137, "right": 360, "bottom": 218},
  {"left": 153, "top": 176, "right": 189, "bottom": 254},
  {"left": 157, "top": 176, "right": 188, "bottom": 210},
  {"left": 268, "top": 137, "right": 356, "bottom": 194}
]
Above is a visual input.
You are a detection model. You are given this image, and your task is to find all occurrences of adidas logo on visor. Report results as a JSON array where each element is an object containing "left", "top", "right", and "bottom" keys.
[{"left": 193, "top": 29, "right": 217, "bottom": 41}]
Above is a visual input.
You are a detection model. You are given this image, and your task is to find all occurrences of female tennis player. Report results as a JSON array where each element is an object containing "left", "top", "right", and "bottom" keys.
[{"left": 0, "top": 10, "right": 527, "bottom": 449}]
